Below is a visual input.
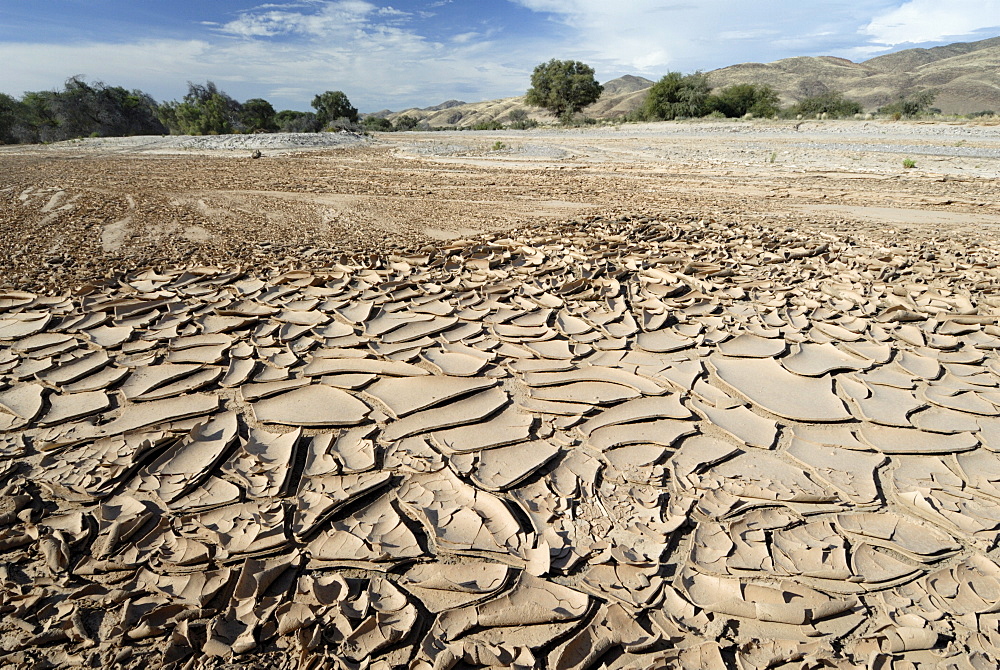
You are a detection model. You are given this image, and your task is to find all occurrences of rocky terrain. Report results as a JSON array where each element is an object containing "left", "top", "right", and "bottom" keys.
[{"left": 2, "top": 120, "right": 1000, "bottom": 669}]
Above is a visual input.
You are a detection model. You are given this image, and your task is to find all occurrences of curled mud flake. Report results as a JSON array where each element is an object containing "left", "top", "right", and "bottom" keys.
[
  {"left": 222, "top": 426, "right": 301, "bottom": 498},
  {"left": 139, "top": 411, "right": 239, "bottom": 503},
  {"left": 529, "top": 380, "right": 640, "bottom": 406},
  {"left": 422, "top": 348, "right": 490, "bottom": 377},
  {"left": 306, "top": 494, "right": 422, "bottom": 565},
  {"left": 787, "top": 438, "right": 886, "bottom": 504},
  {"left": 431, "top": 572, "right": 590, "bottom": 642},
  {"left": 95, "top": 393, "right": 222, "bottom": 439},
  {"left": 303, "top": 356, "right": 430, "bottom": 377},
  {"left": 431, "top": 406, "right": 533, "bottom": 454},
  {"left": 837, "top": 512, "right": 961, "bottom": 562},
  {"left": 397, "top": 468, "right": 526, "bottom": 557},
  {"left": 251, "top": 384, "right": 371, "bottom": 427},
  {"left": 577, "top": 393, "right": 693, "bottom": 437},
  {"left": 710, "top": 355, "right": 852, "bottom": 422},
  {"left": 634, "top": 328, "right": 698, "bottom": 354},
  {"left": 38, "top": 391, "right": 111, "bottom": 426},
  {"left": 0, "top": 312, "right": 53, "bottom": 340},
  {"left": 293, "top": 470, "right": 393, "bottom": 538},
  {"left": 464, "top": 439, "right": 561, "bottom": 491},
  {"left": 587, "top": 418, "right": 697, "bottom": 451},
  {"left": 782, "top": 342, "right": 873, "bottom": 376},
  {"left": 550, "top": 602, "right": 659, "bottom": 670},
  {"left": 381, "top": 387, "right": 510, "bottom": 442},
  {"left": 717, "top": 332, "right": 788, "bottom": 359},
  {"left": 238, "top": 376, "right": 310, "bottom": 401},
  {"left": 0, "top": 382, "right": 46, "bottom": 425},
  {"left": 910, "top": 405, "right": 982, "bottom": 433},
  {"left": 681, "top": 566, "right": 859, "bottom": 628},
  {"left": 400, "top": 561, "right": 510, "bottom": 613},
  {"left": 923, "top": 385, "right": 999, "bottom": 416},
  {"left": 60, "top": 365, "right": 129, "bottom": 393},
  {"left": 858, "top": 423, "right": 979, "bottom": 454},
  {"left": 365, "top": 375, "right": 497, "bottom": 419},
  {"left": 521, "top": 366, "right": 667, "bottom": 395},
  {"left": 691, "top": 398, "right": 778, "bottom": 449}
]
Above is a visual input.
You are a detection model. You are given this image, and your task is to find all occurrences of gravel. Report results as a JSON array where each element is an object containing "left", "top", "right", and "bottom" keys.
[{"left": 45, "top": 131, "right": 373, "bottom": 154}]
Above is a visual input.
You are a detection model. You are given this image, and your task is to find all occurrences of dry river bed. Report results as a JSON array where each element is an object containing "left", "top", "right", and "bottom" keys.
[{"left": 1, "top": 121, "right": 1000, "bottom": 669}]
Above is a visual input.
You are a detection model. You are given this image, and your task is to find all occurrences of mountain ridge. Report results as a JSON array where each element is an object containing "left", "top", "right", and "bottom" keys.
[{"left": 375, "top": 36, "right": 1000, "bottom": 128}]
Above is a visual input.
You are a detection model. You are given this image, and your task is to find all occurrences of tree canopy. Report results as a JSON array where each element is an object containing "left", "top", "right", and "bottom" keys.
[
  {"left": 525, "top": 59, "right": 603, "bottom": 119},
  {"left": 158, "top": 81, "right": 243, "bottom": 135},
  {"left": 240, "top": 98, "right": 277, "bottom": 133},
  {"left": 312, "top": 90, "right": 359, "bottom": 127},
  {"left": 275, "top": 110, "right": 322, "bottom": 133},
  {"left": 711, "top": 83, "right": 780, "bottom": 118},
  {"left": 642, "top": 72, "right": 712, "bottom": 120},
  {"left": 0, "top": 77, "right": 165, "bottom": 143}
]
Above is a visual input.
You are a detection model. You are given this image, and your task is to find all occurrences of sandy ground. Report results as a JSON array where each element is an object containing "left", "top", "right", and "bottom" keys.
[
  {"left": 2, "top": 120, "right": 998, "bottom": 293},
  {"left": 3, "top": 121, "right": 1000, "bottom": 670}
]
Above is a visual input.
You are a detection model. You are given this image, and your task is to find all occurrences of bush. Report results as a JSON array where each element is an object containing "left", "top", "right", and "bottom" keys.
[
  {"left": 393, "top": 115, "right": 420, "bottom": 131},
  {"left": 362, "top": 116, "right": 394, "bottom": 131},
  {"left": 877, "top": 90, "right": 937, "bottom": 118},
  {"left": 0, "top": 93, "right": 20, "bottom": 144},
  {"left": 274, "top": 110, "right": 321, "bottom": 133},
  {"left": 470, "top": 120, "right": 504, "bottom": 130},
  {"left": 710, "top": 83, "right": 779, "bottom": 118},
  {"left": 642, "top": 72, "right": 713, "bottom": 121},
  {"left": 326, "top": 116, "right": 362, "bottom": 132},
  {"left": 785, "top": 91, "right": 863, "bottom": 119},
  {"left": 505, "top": 108, "right": 538, "bottom": 130},
  {"left": 968, "top": 110, "right": 997, "bottom": 118},
  {"left": 525, "top": 59, "right": 603, "bottom": 118}
]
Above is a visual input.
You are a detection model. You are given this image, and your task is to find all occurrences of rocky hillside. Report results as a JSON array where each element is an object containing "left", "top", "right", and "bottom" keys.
[
  {"left": 708, "top": 36, "right": 1000, "bottom": 114},
  {"left": 375, "top": 36, "right": 999, "bottom": 127}
]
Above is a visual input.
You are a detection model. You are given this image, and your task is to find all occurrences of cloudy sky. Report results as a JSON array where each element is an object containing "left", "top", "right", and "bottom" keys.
[{"left": 1, "top": 0, "right": 998, "bottom": 112}]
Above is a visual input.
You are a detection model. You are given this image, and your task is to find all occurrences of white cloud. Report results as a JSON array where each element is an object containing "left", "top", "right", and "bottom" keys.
[
  {"left": 864, "top": 0, "right": 1000, "bottom": 45},
  {"left": 508, "top": 0, "right": 1000, "bottom": 76},
  {"left": 1, "top": 1, "right": 997, "bottom": 112},
  {"left": 218, "top": 0, "right": 379, "bottom": 38}
]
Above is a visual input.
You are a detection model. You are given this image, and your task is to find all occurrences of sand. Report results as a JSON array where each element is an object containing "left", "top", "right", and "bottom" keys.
[{"left": 1, "top": 120, "right": 1000, "bottom": 669}]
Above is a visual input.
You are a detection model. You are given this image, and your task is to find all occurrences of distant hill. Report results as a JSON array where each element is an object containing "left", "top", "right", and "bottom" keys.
[
  {"left": 373, "top": 37, "right": 1000, "bottom": 127},
  {"left": 376, "top": 75, "right": 653, "bottom": 129},
  {"left": 707, "top": 36, "right": 1000, "bottom": 114}
]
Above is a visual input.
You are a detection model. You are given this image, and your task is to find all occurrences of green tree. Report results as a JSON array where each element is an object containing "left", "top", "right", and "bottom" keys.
[
  {"left": 642, "top": 72, "right": 713, "bottom": 120},
  {"left": 525, "top": 59, "right": 603, "bottom": 119},
  {"left": 47, "top": 76, "right": 165, "bottom": 139},
  {"left": 16, "top": 91, "right": 60, "bottom": 142},
  {"left": 710, "top": 83, "right": 779, "bottom": 118},
  {"left": 362, "top": 116, "right": 394, "bottom": 131},
  {"left": 506, "top": 108, "right": 538, "bottom": 130},
  {"left": 0, "top": 93, "right": 24, "bottom": 144},
  {"left": 393, "top": 115, "right": 419, "bottom": 131},
  {"left": 274, "top": 110, "right": 322, "bottom": 133},
  {"left": 240, "top": 98, "right": 277, "bottom": 132},
  {"left": 158, "top": 81, "right": 242, "bottom": 135},
  {"left": 787, "top": 91, "right": 862, "bottom": 118},
  {"left": 311, "top": 90, "right": 358, "bottom": 128}
]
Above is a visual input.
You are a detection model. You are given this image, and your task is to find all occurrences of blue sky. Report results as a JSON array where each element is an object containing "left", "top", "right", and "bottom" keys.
[{"left": 1, "top": 0, "right": 998, "bottom": 112}]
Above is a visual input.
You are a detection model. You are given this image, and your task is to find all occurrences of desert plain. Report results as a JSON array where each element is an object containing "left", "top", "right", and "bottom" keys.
[{"left": 2, "top": 119, "right": 1000, "bottom": 669}]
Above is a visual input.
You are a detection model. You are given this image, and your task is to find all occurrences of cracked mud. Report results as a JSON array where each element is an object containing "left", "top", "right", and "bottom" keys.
[{"left": 2, "top": 122, "right": 1000, "bottom": 669}]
